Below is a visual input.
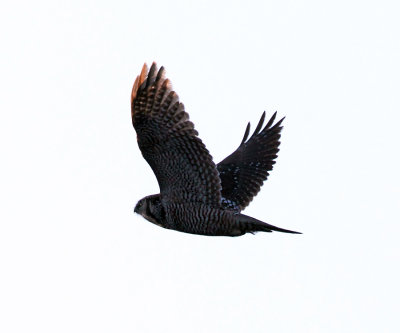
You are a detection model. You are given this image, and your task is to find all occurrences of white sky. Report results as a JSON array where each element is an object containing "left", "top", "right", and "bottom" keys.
[{"left": 1, "top": 0, "right": 399, "bottom": 332}]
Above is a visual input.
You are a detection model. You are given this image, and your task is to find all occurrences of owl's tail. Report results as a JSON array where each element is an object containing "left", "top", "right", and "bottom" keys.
[{"left": 237, "top": 214, "right": 301, "bottom": 235}]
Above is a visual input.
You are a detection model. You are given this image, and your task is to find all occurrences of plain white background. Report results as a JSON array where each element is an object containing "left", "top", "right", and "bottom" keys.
[{"left": 1, "top": 0, "right": 399, "bottom": 332}]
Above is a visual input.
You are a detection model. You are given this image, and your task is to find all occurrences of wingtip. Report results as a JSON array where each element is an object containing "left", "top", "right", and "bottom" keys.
[
  {"left": 247, "top": 111, "right": 266, "bottom": 141},
  {"left": 162, "top": 78, "right": 172, "bottom": 90},
  {"left": 240, "top": 122, "right": 251, "bottom": 145},
  {"left": 145, "top": 62, "right": 158, "bottom": 88},
  {"left": 131, "top": 62, "right": 149, "bottom": 104},
  {"left": 275, "top": 113, "right": 286, "bottom": 128}
]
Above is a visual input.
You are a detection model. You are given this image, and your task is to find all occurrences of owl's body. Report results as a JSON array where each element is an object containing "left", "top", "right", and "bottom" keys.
[
  {"left": 131, "top": 62, "right": 300, "bottom": 237},
  {"left": 135, "top": 195, "right": 296, "bottom": 236}
]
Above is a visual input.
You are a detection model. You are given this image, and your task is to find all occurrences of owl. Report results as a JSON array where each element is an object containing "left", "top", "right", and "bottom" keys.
[{"left": 131, "top": 62, "right": 300, "bottom": 236}]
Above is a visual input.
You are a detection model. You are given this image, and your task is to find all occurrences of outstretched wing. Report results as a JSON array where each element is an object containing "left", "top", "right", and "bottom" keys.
[
  {"left": 131, "top": 63, "right": 221, "bottom": 205},
  {"left": 217, "top": 112, "right": 284, "bottom": 211}
]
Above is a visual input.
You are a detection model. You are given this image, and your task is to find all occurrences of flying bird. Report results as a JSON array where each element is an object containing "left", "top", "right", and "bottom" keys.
[{"left": 131, "top": 62, "right": 300, "bottom": 236}]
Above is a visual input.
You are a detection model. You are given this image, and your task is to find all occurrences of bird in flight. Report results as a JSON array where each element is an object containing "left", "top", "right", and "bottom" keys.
[{"left": 131, "top": 62, "right": 300, "bottom": 236}]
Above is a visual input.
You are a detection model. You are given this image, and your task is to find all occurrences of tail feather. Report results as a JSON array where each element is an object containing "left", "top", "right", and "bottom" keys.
[{"left": 238, "top": 214, "right": 301, "bottom": 235}]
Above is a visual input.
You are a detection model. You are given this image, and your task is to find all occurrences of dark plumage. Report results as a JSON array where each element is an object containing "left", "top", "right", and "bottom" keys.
[{"left": 131, "top": 62, "right": 300, "bottom": 236}]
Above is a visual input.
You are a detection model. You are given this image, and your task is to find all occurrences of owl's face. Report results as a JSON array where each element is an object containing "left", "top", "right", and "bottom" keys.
[
  {"left": 134, "top": 196, "right": 164, "bottom": 227},
  {"left": 134, "top": 198, "right": 147, "bottom": 215}
]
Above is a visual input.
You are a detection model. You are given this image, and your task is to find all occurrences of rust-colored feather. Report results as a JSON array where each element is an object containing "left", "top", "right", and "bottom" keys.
[{"left": 131, "top": 63, "right": 148, "bottom": 105}]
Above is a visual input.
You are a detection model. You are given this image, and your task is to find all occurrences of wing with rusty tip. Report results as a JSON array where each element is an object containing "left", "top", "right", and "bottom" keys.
[{"left": 131, "top": 62, "right": 222, "bottom": 205}]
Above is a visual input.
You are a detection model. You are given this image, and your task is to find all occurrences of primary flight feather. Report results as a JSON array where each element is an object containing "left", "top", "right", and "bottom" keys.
[{"left": 131, "top": 62, "right": 300, "bottom": 236}]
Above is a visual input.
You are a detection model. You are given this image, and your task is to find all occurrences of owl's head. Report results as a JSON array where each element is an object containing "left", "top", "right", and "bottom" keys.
[
  {"left": 134, "top": 197, "right": 148, "bottom": 215},
  {"left": 134, "top": 194, "right": 166, "bottom": 228}
]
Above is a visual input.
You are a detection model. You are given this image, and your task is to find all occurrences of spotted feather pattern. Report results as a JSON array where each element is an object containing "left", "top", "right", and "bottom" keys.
[
  {"left": 131, "top": 62, "right": 222, "bottom": 205},
  {"left": 217, "top": 112, "right": 284, "bottom": 211}
]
